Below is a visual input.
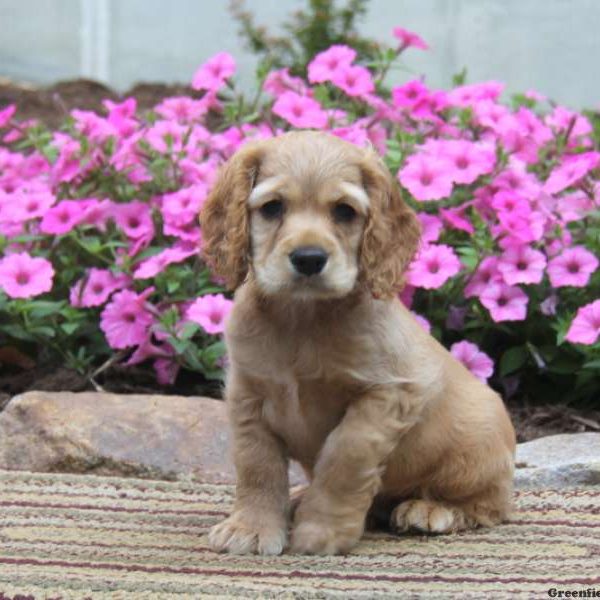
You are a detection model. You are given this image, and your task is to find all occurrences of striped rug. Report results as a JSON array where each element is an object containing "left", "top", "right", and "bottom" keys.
[{"left": 0, "top": 471, "right": 598, "bottom": 599}]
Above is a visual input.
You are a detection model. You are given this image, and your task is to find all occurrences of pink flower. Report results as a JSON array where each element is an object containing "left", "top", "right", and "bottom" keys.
[
  {"left": 450, "top": 341, "right": 494, "bottom": 383},
  {"left": 0, "top": 104, "right": 16, "bottom": 128},
  {"left": 155, "top": 97, "right": 209, "bottom": 123},
  {"left": 133, "top": 243, "right": 197, "bottom": 279},
  {"left": 497, "top": 245, "right": 547, "bottom": 285},
  {"left": 114, "top": 201, "right": 155, "bottom": 240},
  {"left": 412, "top": 312, "right": 431, "bottom": 333},
  {"left": 440, "top": 207, "right": 474, "bottom": 234},
  {"left": 398, "top": 155, "right": 454, "bottom": 201},
  {"left": 264, "top": 68, "right": 309, "bottom": 97},
  {"left": 70, "top": 268, "right": 129, "bottom": 307},
  {"left": 480, "top": 283, "right": 528, "bottom": 322},
  {"left": 418, "top": 213, "right": 443, "bottom": 243},
  {"left": 391, "top": 80, "right": 429, "bottom": 108},
  {"left": 154, "top": 358, "right": 180, "bottom": 386},
  {"left": 544, "top": 152, "right": 600, "bottom": 194},
  {"left": 547, "top": 246, "right": 599, "bottom": 288},
  {"left": 307, "top": 45, "right": 357, "bottom": 84},
  {"left": 392, "top": 27, "right": 429, "bottom": 50},
  {"left": 272, "top": 92, "right": 328, "bottom": 129},
  {"left": 4, "top": 188, "right": 56, "bottom": 222},
  {"left": 39, "top": 200, "right": 86, "bottom": 235},
  {"left": 440, "top": 140, "right": 496, "bottom": 185},
  {"left": 186, "top": 293, "right": 233, "bottom": 335},
  {"left": 100, "top": 289, "right": 155, "bottom": 349},
  {"left": 161, "top": 185, "right": 207, "bottom": 227},
  {"left": 448, "top": 81, "right": 504, "bottom": 108},
  {"left": 331, "top": 65, "right": 374, "bottom": 97},
  {"left": 192, "top": 52, "right": 236, "bottom": 92},
  {"left": 565, "top": 300, "right": 600, "bottom": 345},
  {"left": 464, "top": 256, "right": 502, "bottom": 298},
  {"left": 0, "top": 252, "right": 54, "bottom": 299},
  {"left": 407, "top": 244, "right": 461, "bottom": 289}
]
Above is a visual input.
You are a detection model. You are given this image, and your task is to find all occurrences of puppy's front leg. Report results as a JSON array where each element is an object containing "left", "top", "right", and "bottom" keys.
[
  {"left": 292, "top": 385, "right": 413, "bottom": 555},
  {"left": 209, "top": 373, "right": 289, "bottom": 555}
]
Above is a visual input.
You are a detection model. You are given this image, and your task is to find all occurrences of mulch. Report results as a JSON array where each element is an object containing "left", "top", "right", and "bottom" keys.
[
  {"left": 0, "top": 77, "right": 205, "bottom": 129},
  {"left": 0, "top": 469, "right": 598, "bottom": 598}
]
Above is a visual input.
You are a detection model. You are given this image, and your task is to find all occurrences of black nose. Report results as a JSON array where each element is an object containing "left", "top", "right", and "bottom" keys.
[{"left": 289, "top": 246, "right": 328, "bottom": 276}]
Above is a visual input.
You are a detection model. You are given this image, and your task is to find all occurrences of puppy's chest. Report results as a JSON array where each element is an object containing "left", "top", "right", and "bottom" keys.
[{"left": 261, "top": 377, "right": 352, "bottom": 467}]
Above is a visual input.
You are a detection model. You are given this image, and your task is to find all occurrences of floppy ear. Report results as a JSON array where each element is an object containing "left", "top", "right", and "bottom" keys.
[
  {"left": 359, "top": 149, "right": 421, "bottom": 299},
  {"left": 200, "top": 142, "right": 264, "bottom": 290}
]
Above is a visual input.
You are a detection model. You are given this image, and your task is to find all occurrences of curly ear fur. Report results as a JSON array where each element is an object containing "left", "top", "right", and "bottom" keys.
[
  {"left": 200, "top": 142, "right": 264, "bottom": 289},
  {"left": 359, "top": 150, "right": 421, "bottom": 299}
]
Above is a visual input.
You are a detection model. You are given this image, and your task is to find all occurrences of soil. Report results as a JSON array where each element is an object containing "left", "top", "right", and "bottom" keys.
[
  {"left": 1, "top": 77, "right": 599, "bottom": 444},
  {"left": 0, "top": 77, "right": 206, "bottom": 129}
]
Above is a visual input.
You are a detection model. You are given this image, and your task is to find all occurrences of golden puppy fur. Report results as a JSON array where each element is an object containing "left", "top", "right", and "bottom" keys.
[{"left": 201, "top": 131, "right": 515, "bottom": 556}]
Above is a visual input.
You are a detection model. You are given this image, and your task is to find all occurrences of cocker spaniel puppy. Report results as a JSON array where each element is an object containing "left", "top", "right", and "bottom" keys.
[{"left": 201, "top": 131, "right": 515, "bottom": 556}]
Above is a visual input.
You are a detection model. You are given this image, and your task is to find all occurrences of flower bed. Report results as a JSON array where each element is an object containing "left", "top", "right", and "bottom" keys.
[{"left": 0, "top": 25, "right": 598, "bottom": 404}]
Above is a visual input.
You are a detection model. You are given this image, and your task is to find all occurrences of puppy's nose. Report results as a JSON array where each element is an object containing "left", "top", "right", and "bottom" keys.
[{"left": 289, "top": 246, "right": 328, "bottom": 276}]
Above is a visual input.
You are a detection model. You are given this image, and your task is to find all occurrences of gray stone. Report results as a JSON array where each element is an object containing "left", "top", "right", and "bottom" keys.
[
  {"left": 0, "top": 391, "right": 236, "bottom": 483},
  {"left": 515, "top": 433, "right": 600, "bottom": 489},
  {"left": 0, "top": 391, "right": 306, "bottom": 485}
]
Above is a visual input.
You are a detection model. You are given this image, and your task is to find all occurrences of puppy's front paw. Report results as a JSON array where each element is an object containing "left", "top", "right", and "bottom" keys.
[
  {"left": 291, "top": 519, "right": 360, "bottom": 555},
  {"left": 209, "top": 511, "right": 287, "bottom": 555}
]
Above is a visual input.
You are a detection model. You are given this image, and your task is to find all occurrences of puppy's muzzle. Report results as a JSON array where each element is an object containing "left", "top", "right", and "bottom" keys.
[{"left": 289, "top": 246, "right": 328, "bottom": 276}]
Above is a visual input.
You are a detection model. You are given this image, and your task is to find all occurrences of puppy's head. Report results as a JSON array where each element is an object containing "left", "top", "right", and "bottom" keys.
[{"left": 200, "top": 131, "right": 420, "bottom": 300}]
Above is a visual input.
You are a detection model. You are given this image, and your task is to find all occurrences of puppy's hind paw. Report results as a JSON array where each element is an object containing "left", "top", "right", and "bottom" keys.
[{"left": 391, "top": 499, "right": 466, "bottom": 535}]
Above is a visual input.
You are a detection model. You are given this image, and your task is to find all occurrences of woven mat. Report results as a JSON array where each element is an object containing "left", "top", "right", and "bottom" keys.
[{"left": 0, "top": 471, "right": 598, "bottom": 599}]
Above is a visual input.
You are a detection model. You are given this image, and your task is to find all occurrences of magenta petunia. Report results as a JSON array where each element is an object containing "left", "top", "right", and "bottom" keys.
[
  {"left": 439, "top": 140, "right": 496, "bottom": 185},
  {"left": 0, "top": 104, "right": 16, "bottom": 128},
  {"left": 5, "top": 188, "right": 56, "bottom": 222},
  {"left": 100, "top": 289, "right": 155, "bottom": 349},
  {"left": 480, "top": 283, "right": 528, "bottom": 322},
  {"left": 192, "top": 52, "right": 236, "bottom": 92},
  {"left": 450, "top": 341, "right": 494, "bottom": 383},
  {"left": 186, "top": 293, "right": 233, "bottom": 335},
  {"left": 133, "top": 244, "right": 197, "bottom": 279},
  {"left": 417, "top": 213, "right": 443, "bottom": 244},
  {"left": 331, "top": 65, "right": 374, "bottom": 97},
  {"left": 272, "top": 92, "right": 328, "bottom": 129},
  {"left": 69, "top": 268, "right": 129, "bottom": 308},
  {"left": 547, "top": 246, "right": 599, "bottom": 288},
  {"left": 392, "top": 27, "right": 429, "bottom": 50},
  {"left": 412, "top": 312, "right": 431, "bottom": 333},
  {"left": 114, "top": 201, "right": 155, "bottom": 240},
  {"left": 398, "top": 155, "right": 454, "bottom": 201},
  {"left": 307, "top": 45, "right": 357, "bottom": 84},
  {"left": 40, "top": 200, "right": 87, "bottom": 235},
  {"left": 544, "top": 152, "right": 600, "bottom": 194},
  {"left": 0, "top": 252, "right": 54, "bottom": 299},
  {"left": 464, "top": 256, "right": 502, "bottom": 298},
  {"left": 407, "top": 244, "right": 461, "bottom": 289},
  {"left": 391, "top": 80, "right": 429, "bottom": 108},
  {"left": 497, "top": 245, "right": 547, "bottom": 285},
  {"left": 565, "top": 300, "right": 600, "bottom": 345}
]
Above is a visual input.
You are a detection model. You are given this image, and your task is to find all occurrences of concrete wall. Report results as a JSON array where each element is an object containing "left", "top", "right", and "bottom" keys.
[{"left": 0, "top": 0, "right": 598, "bottom": 108}]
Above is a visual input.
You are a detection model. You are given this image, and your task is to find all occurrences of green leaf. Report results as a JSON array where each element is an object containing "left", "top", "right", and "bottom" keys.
[
  {"left": 28, "top": 300, "right": 66, "bottom": 319},
  {"left": 61, "top": 322, "right": 80, "bottom": 335},
  {"left": 499, "top": 346, "right": 528, "bottom": 377}
]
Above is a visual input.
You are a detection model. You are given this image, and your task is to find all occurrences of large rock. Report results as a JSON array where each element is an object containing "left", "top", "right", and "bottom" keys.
[
  {"left": 515, "top": 432, "right": 600, "bottom": 488},
  {"left": 0, "top": 391, "right": 236, "bottom": 483}
]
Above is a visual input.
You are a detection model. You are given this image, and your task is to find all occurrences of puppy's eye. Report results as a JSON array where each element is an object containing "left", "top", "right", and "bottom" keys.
[
  {"left": 259, "top": 199, "right": 284, "bottom": 220},
  {"left": 332, "top": 202, "right": 357, "bottom": 223}
]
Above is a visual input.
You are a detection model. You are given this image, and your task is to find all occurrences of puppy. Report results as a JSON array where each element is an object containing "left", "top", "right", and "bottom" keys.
[{"left": 201, "top": 131, "right": 515, "bottom": 555}]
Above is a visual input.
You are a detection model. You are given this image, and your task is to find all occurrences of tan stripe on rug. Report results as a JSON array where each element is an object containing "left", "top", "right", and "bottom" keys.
[{"left": 0, "top": 470, "right": 598, "bottom": 599}]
